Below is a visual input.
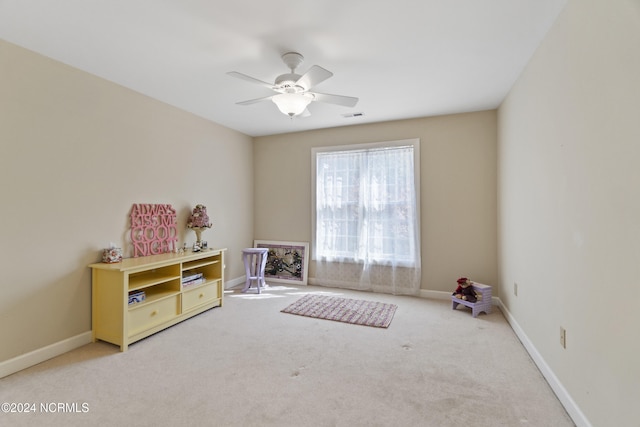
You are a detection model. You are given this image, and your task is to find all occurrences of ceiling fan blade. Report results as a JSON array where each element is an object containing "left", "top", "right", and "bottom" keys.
[
  {"left": 310, "top": 92, "right": 359, "bottom": 107},
  {"left": 227, "top": 71, "right": 274, "bottom": 90},
  {"left": 296, "top": 65, "right": 333, "bottom": 90},
  {"left": 236, "top": 95, "right": 275, "bottom": 106}
]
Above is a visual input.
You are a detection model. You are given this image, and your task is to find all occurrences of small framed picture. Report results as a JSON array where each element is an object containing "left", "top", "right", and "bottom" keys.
[{"left": 253, "top": 240, "right": 309, "bottom": 285}]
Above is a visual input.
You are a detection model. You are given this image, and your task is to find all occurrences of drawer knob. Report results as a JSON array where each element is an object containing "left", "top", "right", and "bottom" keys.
[
  {"left": 151, "top": 310, "right": 158, "bottom": 316},
  {"left": 199, "top": 293, "right": 204, "bottom": 298}
]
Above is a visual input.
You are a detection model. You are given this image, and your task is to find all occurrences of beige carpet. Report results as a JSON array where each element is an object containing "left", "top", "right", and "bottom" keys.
[{"left": 0, "top": 285, "right": 574, "bottom": 426}]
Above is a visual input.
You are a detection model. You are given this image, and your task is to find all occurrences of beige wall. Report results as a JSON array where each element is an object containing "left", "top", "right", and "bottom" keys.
[
  {"left": 0, "top": 40, "right": 254, "bottom": 362},
  {"left": 254, "top": 111, "right": 498, "bottom": 293},
  {"left": 498, "top": 0, "right": 640, "bottom": 425}
]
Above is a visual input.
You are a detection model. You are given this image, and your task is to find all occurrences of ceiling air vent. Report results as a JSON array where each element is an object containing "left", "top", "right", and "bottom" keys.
[{"left": 342, "top": 112, "right": 365, "bottom": 118}]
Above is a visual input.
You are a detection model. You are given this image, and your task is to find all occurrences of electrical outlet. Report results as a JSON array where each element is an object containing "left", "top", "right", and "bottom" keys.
[
  {"left": 560, "top": 327, "right": 566, "bottom": 349},
  {"left": 514, "top": 282, "right": 518, "bottom": 296}
]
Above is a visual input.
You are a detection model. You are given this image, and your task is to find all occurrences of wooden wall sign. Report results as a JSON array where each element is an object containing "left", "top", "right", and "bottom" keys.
[{"left": 130, "top": 203, "right": 178, "bottom": 257}]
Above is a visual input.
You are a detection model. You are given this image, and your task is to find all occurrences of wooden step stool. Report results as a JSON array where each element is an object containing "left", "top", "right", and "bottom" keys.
[{"left": 451, "top": 282, "right": 492, "bottom": 317}]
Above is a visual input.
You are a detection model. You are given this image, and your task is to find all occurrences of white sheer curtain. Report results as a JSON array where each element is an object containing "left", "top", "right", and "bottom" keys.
[{"left": 312, "top": 139, "right": 421, "bottom": 295}]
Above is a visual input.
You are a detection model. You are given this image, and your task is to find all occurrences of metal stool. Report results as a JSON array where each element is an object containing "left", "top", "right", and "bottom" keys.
[{"left": 241, "top": 248, "right": 269, "bottom": 293}]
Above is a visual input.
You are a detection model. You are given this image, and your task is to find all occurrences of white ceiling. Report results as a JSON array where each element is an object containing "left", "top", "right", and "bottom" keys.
[{"left": 0, "top": 0, "right": 566, "bottom": 137}]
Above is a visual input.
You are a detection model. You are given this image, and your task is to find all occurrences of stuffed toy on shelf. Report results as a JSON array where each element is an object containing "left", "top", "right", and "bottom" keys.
[{"left": 452, "top": 277, "right": 477, "bottom": 303}]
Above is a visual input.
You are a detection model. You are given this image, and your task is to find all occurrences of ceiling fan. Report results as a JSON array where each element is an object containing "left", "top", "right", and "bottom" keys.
[{"left": 228, "top": 52, "right": 358, "bottom": 117}]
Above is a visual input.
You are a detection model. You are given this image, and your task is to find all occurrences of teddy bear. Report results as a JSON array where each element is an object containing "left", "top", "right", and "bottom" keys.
[{"left": 452, "top": 277, "right": 477, "bottom": 303}]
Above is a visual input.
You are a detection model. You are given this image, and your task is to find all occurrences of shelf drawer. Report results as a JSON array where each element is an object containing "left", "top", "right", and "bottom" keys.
[
  {"left": 128, "top": 295, "right": 180, "bottom": 336},
  {"left": 182, "top": 283, "right": 219, "bottom": 312}
]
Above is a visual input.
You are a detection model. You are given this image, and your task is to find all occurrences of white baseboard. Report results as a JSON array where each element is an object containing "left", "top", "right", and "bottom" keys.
[
  {"left": 419, "top": 289, "right": 451, "bottom": 300},
  {"left": 496, "top": 298, "right": 591, "bottom": 427},
  {"left": 0, "top": 331, "right": 92, "bottom": 379},
  {"left": 225, "top": 275, "right": 246, "bottom": 290}
]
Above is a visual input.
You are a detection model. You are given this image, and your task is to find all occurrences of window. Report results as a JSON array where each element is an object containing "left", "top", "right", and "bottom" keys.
[{"left": 312, "top": 139, "right": 420, "bottom": 266}]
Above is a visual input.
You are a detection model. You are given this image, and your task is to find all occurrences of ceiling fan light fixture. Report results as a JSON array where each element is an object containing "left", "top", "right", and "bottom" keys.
[
  {"left": 272, "top": 92, "right": 314, "bottom": 117},
  {"left": 229, "top": 51, "right": 357, "bottom": 117}
]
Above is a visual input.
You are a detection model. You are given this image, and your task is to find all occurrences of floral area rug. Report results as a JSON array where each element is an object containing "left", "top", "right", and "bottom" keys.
[{"left": 281, "top": 294, "right": 397, "bottom": 328}]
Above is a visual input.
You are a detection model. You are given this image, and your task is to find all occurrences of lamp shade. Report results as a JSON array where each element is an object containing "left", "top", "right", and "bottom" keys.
[{"left": 272, "top": 93, "right": 314, "bottom": 117}]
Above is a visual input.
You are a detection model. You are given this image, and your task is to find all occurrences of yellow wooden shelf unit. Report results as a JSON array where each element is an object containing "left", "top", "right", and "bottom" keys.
[{"left": 89, "top": 248, "right": 226, "bottom": 351}]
